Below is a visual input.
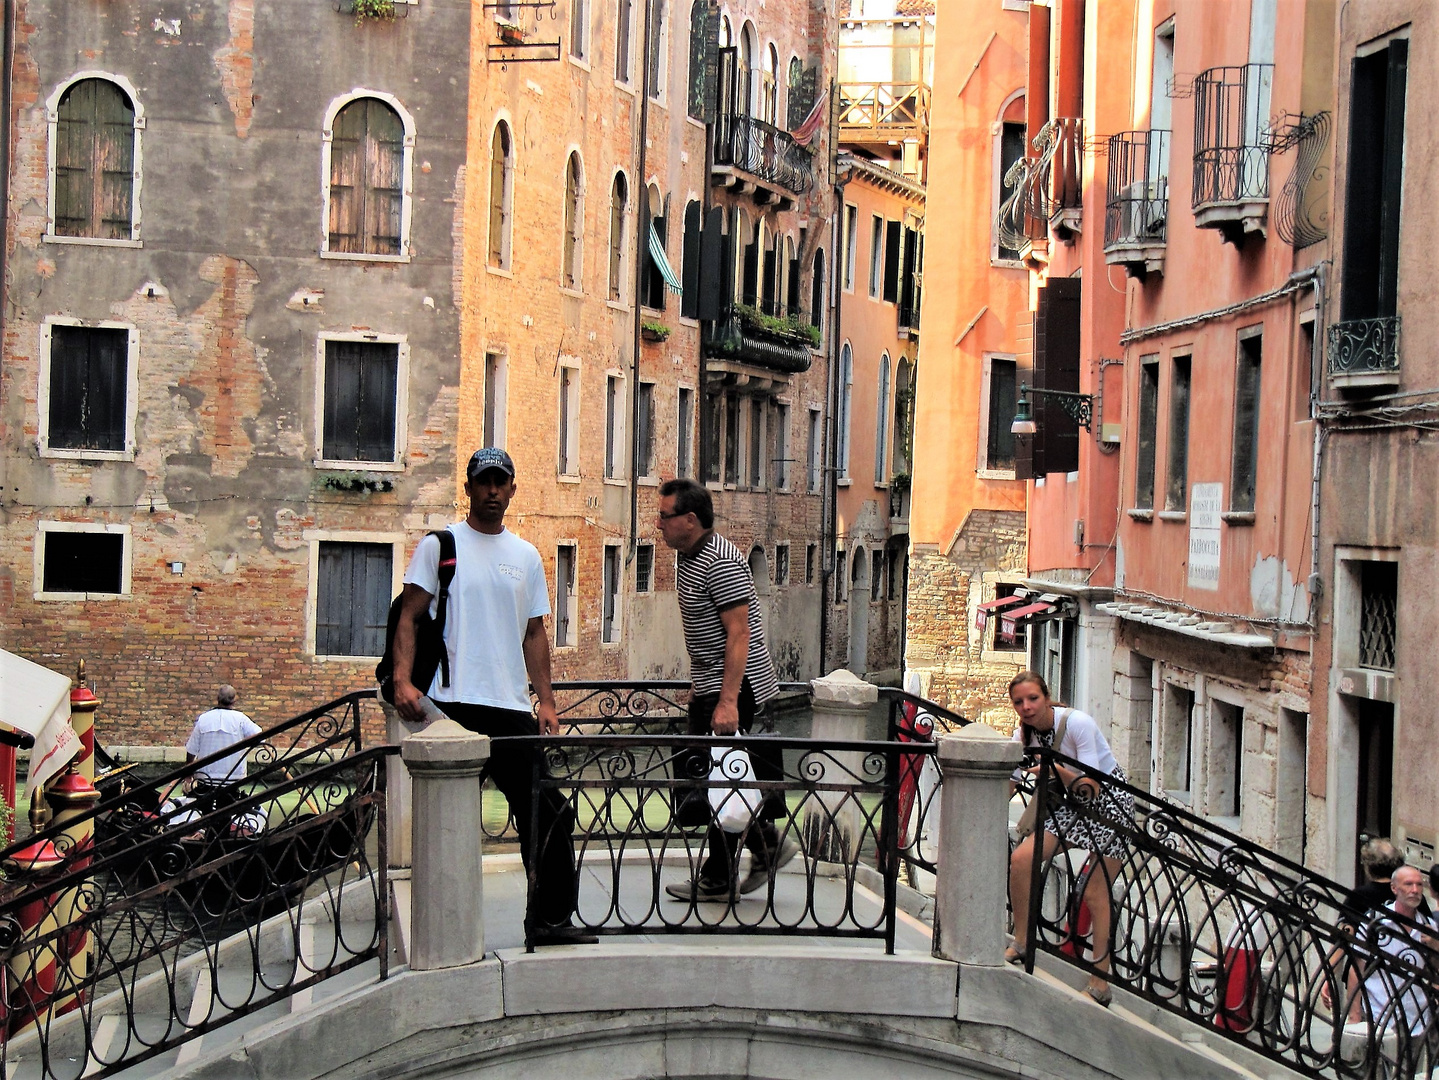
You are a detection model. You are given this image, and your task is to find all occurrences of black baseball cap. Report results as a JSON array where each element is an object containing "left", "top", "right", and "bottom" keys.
[{"left": 467, "top": 447, "right": 516, "bottom": 480}]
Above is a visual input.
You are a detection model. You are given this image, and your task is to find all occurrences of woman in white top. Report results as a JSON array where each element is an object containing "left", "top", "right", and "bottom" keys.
[{"left": 1004, "top": 671, "right": 1133, "bottom": 1006}]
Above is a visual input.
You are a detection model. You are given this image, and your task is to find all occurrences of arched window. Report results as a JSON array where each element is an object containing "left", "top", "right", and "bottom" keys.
[
  {"left": 642, "top": 183, "right": 668, "bottom": 310},
  {"left": 810, "top": 247, "right": 826, "bottom": 336},
  {"left": 783, "top": 234, "right": 798, "bottom": 317},
  {"left": 488, "top": 120, "right": 514, "bottom": 269},
  {"left": 875, "top": 352, "right": 891, "bottom": 484},
  {"left": 739, "top": 24, "right": 756, "bottom": 116},
  {"left": 786, "top": 56, "right": 804, "bottom": 128},
  {"left": 687, "top": 1, "right": 708, "bottom": 119},
  {"left": 762, "top": 44, "right": 779, "bottom": 124},
  {"left": 327, "top": 97, "right": 407, "bottom": 257},
  {"left": 893, "top": 357, "right": 914, "bottom": 476},
  {"left": 838, "top": 342, "right": 853, "bottom": 479},
  {"left": 609, "top": 172, "right": 629, "bottom": 301},
  {"left": 562, "top": 151, "right": 584, "bottom": 289},
  {"left": 749, "top": 545, "right": 771, "bottom": 594},
  {"left": 719, "top": 15, "right": 731, "bottom": 47},
  {"left": 52, "top": 77, "right": 138, "bottom": 241},
  {"left": 680, "top": 199, "right": 702, "bottom": 319},
  {"left": 647, "top": 0, "right": 667, "bottom": 99}
]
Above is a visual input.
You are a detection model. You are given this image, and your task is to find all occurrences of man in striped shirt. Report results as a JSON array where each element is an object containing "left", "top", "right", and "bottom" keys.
[{"left": 657, "top": 478, "right": 798, "bottom": 902}]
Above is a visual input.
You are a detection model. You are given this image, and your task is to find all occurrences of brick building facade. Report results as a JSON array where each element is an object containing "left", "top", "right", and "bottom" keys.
[{"left": 0, "top": 0, "right": 471, "bottom": 745}]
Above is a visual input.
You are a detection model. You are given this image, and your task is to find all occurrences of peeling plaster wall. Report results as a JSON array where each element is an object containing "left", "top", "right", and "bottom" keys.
[{"left": 0, "top": 0, "right": 470, "bottom": 743}]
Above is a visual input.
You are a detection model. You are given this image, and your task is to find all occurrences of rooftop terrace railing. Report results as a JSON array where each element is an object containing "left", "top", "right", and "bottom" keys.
[{"left": 1017, "top": 745, "right": 1439, "bottom": 1080}]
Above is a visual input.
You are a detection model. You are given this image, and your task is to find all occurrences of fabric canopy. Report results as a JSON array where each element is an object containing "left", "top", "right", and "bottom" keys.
[
  {"left": 647, "top": 223, "right": 683, "bottom": 294},
  {"left": 0, "top": 650, "right": 78, "bottom": 791}
]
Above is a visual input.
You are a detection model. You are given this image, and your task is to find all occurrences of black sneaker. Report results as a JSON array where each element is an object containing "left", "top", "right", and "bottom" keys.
[
  {"left": 664, "top": 877, "right": 736, "bottom": 902},
  {"left": 528, "top": 921, "right": 599, "bottom": 946}
]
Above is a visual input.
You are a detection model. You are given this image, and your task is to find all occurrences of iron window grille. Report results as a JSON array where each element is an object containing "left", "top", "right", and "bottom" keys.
[{"left": 1191, "top": 64, "right": 1273, "bottom": 209}]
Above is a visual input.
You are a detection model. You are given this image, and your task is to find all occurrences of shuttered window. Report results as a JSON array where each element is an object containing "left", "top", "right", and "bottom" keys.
[
  {"left": 882, "top": 220, "right": 902, "bottom": 303},
  {"left": 680, "top": 201, "right": 702, "bottom": 319},
  {"left": 322, "top": 340, "right": 399, "bottom": 462},
  {"left": 1017, "top": 278, "right": 1081, "bottom": 479},
  {"left": 1230, "top": 331, "right": 1262, "bottom": 513},
  {"left": 488, "top": 122, "right": 513, "bottom": 268},
  {"left": 1135, "top": 356, "right": 1159, "bottom": 509},
  {"left": 563, "top": 152, "right": 583, "bottom": 289},
  {"left": 48, "top": 325, "right": 129, "bottom": 452},
  {"left": 316, "top": 542, "right": 392, "bottom": 657},
  {"left": 810, "top": 248, "right": 825, "bottom": 334},
  {"left": 328, "top": 99, "right": 404, "bottom": 257},
  {"left": 54, "top": 79, "right": 135, "bottom": 240},
  {"left": 609, "top": 173, "right": 628, "bottom": 300}
]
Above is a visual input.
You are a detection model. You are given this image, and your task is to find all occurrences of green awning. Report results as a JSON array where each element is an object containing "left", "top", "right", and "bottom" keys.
[{"left": 648, "top": 223, "right": 683, "bottom": 294}]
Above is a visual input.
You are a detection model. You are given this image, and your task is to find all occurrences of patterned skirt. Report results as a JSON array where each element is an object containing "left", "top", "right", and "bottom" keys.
[{"left": 1046, "top": 765, "right": 1135, "bottom": 860}]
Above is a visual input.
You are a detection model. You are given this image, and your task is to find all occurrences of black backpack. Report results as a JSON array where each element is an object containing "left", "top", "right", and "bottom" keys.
[{"left": 376, "top": 530, "right": 457, "bottom": 705}]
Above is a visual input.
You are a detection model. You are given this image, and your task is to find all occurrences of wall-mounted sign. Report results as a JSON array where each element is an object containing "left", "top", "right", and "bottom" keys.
[{"left": 1188, "top": 482, "right": 1222, "bottom": 591}]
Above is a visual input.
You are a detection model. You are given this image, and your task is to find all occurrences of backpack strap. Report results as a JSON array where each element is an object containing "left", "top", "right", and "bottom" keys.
[{"left": 432, "top": 530, "right": 457, "bottom": 690}]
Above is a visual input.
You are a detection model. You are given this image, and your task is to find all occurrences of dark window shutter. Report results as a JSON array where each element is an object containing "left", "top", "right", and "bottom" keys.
[
  {"left": 697, "top": 206, "right": 726, "bottom": 321},
  {"left": 899, "top": 227, "right": 917, "bottom": 322},
  {"left": 98, "top": 84, "right": 136, "bottom": 240},
  {"left": 317, "top": 542, "right": 392, "bottom": 656},
  {"left": 681, "top": 201, "right": 702, "bottom": 319},
  {"left": 324, "top": 341, "right": 397, "bottom": 462},
  {"left": 687, "top": 0, "right": 708, "bottom": 119},
  {"left": 986, "top": 358, "right": 1017, "bottom": 470},
  {"left": 49, "top": 326, "right": 127, "bottom": 451},
  {"left": 1378, "top": 39, "right": 1407, "bottom": 318},
  {"left": 786, "top": 250, "right": 801, "bottom": 319},
  {"left": 366, "top": 101, "right": 404, "bottom": 256},
  {"left": 55, "top": 80, "right": 134, "bottom": 239},
  {"left": 1029, "top": 277, "right": 1082, "bottom": 477},
  {"left": 761, "top": 243, "right": 776, "bottom": 313},
  {"left": 882, "top": 220, "right": 902, "bottom": 303},
  {"left": 810, "top": 248, "right": 825, "bottom": 331},
  {"left": 715, "top": 46, "right": 737, "bottom": 139},
  {"left": 742, "top": 234, "right": 759, "bottom": 306}
]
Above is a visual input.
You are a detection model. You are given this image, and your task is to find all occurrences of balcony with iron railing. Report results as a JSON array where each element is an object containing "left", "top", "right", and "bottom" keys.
[
  {"left": 1104, "top": 130, "right": 1170, "bottom": 277},
  {"left": 705, "top": 300, "right": 818, "bottom": 378},
  {"left": 1328, "top": 316, "right": 1401, "bottom": 391},
  {"left": 712, "top": 113, "right": 815, "bottom": 209},
  {"left": 994, "top": 119, "right": 1083, "bottom": 262},
  {"left": 1191, "top": 63, "right": 1273, "bottom": 242}
]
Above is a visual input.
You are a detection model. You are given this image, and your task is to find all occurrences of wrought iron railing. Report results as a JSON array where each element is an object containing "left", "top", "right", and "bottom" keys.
[
  {"left": 1192, "top": 64, "right": 1273, "bottom": 208},
  {"left": 514, "top": 733, "right": 909, "bottom": 951},
  {"left": 0, "top": 743, "right": 390, "bottom": 1079},
  {"left": 713, "top": 113, "right": 815, "bottom": 195},
  {"left": 1327, "top": 317, "right": 1401, "bottom": 381},
  {"left": 1265, "top": 111, "right": 1332, "bottom": 248},
  {"left": 1105, "top": 130, "right": 1170, "bottom": 250},
  {"left": 1015, "top": 745, "right": 1439, "bottom": 1080},
  {"left": 1036, "top": 117, "right": 1084, "bottom": 220}
]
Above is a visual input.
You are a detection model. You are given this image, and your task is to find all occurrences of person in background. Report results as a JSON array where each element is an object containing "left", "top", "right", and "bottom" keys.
[
  {"left": 1004, "top": 671, "right": 1133, "bottom": 1008},
  {"left": 1346, "top": 839, "right": 1431, "bottom": 921},
  {"left": 185, "top": 684, "right": 261, "bottom": 784}
]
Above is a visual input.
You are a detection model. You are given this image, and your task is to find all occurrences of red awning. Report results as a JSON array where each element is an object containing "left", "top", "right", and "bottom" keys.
[
  {"left": 999, "top": 600, "right": 1055, "bottom": 640},
  {"left": 975, "top": 593, "right": 1026, "bottom": 630}
]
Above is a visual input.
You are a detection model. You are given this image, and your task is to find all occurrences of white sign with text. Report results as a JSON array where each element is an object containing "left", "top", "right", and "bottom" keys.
[{"left": 1188, "top": 482, "right": 1222, "bottom": 591}]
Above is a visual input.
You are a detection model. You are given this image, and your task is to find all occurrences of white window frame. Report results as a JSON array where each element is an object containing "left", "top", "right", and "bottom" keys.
[
  {"left": 482, "top": 349, "right": 509, "bottom": 448},
  {"left": 34, "top": 521, "right": 132, "bottom": 600},
  {"left": 313, "top": 331, "right": 410, "bottom": 471},
  {"left": 604, "top": 369, "right": 628, "bottom": 482},
  {"left": 555, "top": 540, "right": 580, "bottom": 648},
  {"left": 320, "top": 90, "right": 417, "bottom": 263},
  {"left": 615, "top": 0, "right": 637, "bottom": 88},
  {"left": 608, "top": 169, "right": 633, "bottom": 307},
  {"left": 558, "top": 357, "right": 582, "bottom": 479},
  {"left": 302, "top": 529, "right": 405, "bottom": 660},
  {"left": 486, "top": 116, "right": 516, "bottom": 274},
  {"left": 601, "top": 541, "right": 623, "bottom": 643},
  {"left": 842, "top": 204, "right": 858, "bottom": 292},
  {"left": 977, "top": 352, "right": 1019, "bottom": 479},
  {"left": 37, "top": 316, "right": 140, "bottom": 461},
  {"left": 636, "top": 378, "right": 658, "bottom": 481},
  {"left": 44, "top": 71, "right": 145, "bottom": 248},
  {"left": 647, "top": 0, "right": 669, "bottom": 104}
]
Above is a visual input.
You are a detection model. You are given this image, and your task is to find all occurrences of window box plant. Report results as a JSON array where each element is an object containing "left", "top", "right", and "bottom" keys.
[
  {"left": 321, "top": 472, "right": 395, "bottom": 494},
  {"left": 339, "top": 0, "right": 399, "bottom": 22},
  {"left": 641, "top": 321, "right": 671, "bottom": 343},
  {"left": 496, "top": 19, "right": 526, "bottom": 43}
]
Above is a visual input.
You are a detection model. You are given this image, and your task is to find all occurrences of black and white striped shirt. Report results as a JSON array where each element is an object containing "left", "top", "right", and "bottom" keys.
[{"left": 676, "top": 532, "right": 780, "bottom": 703}]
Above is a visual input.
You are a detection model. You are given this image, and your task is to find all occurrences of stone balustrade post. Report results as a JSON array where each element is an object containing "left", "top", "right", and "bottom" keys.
[
  {"left": 383, "top": 702, "right": 425, "bottom": 871},
  {"left": 804, "top": 669, "right": 878, "bottom": 862},
  {"left": 932, "top": 724, "right": 1023, "bottom": 966},
  {"left": 401, "top": 718, "right": 490, "bottom": 971}
]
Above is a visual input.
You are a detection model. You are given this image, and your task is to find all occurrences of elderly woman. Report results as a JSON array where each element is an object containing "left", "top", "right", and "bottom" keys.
[{"left": 1004, "top": 671, "right": 1132, "bottom": 1007}]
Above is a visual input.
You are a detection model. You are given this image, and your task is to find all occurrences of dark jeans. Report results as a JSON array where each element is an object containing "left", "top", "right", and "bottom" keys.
[
  {"left": 687, "top": 682, "right": 788, "bottom": 886},
  {"left": 434, "top": 701, "right": 578, "bottom": 928}
]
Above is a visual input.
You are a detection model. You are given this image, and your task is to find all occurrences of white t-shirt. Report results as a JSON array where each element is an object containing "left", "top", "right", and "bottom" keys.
[
  {"left": 1012, "top": 707, "right": 1119, "bottom": 775},
  {"left": 1361, "top": 903, "right": 1437, "bottom": 1033},
  {"left": 403, "top": 523, "right": 550, "bottom": 712},
  {"left": 186, "top": 708, "right": 261, "bottom": 781}
]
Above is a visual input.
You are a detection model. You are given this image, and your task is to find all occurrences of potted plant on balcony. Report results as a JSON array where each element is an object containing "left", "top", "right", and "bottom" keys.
[
  {"left": 496, "top": 19, "right": 525, "bottom": 43},
  {"left": 641, "top": 320, "right": 671, "bottom": 343},
  {"left": 345, "top": 0, "right": 397, "bottom": 23}
]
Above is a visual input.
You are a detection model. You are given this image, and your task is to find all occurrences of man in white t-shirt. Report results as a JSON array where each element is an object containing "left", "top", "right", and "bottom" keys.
[
  {"left": 390, "top": 447, "right": 592, "bottom": 947},
  {"left": 185, "top": 685, "right": 261, "bottom": 783}
]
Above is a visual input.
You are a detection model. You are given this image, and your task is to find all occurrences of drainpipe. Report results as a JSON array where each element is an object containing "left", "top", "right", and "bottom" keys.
[
  {"left": 628, "top": 0, "right": 655, "bottom": 564},
  {"left": 821, "top": 137, "right": 853, "bottom": 674},
  {"left": 1, "top": 0, "right": 15, "bottom": 353}
]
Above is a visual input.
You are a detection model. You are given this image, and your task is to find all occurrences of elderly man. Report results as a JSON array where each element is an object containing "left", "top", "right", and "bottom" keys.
[{"left": 185, "top": 685, "right": 261, "bottom": 784}]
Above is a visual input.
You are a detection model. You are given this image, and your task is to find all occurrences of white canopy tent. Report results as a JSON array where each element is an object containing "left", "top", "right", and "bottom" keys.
[{"left": 0, "top": 650, "right": 79, "bottom": 792}]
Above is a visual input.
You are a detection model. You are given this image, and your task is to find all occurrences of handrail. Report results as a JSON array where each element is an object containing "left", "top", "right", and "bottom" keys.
[
  {"left": 713, "top": 112, "right": 814, "bottom": 195},
  {"left": 837, "top": 82, "right": 930, "bottom": 133},
  {"left": 0, "top": 746, "right": 391, "bottom": 1079},
  {"left": 1019, "top": 745, "right": 1439, "bottom": 1079}
]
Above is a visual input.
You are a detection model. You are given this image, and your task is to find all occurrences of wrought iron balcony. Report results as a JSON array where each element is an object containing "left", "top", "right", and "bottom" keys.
[
  {"left": 1104, "top": 130, "right": 1169, "bottom": 276},
  {"left": 712, "top": 113, "right": 815, "bottom": 202},
  {"left": 1191, "top": 64, "right": 1273, "bottom": 241},
  {"left": 994, "top": 118, "right": 1083, "bottom": 257},
  {"left": 706, "top": 303, "right": 817, "bottom": 375},
  {"left": 1328, "top": 316, "right": 1401, "bottom": 390}
]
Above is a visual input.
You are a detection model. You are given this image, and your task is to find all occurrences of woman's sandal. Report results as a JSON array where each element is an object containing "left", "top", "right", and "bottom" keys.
[
  {"left": 1004, "top": 945, "right": 1025, "bottom": 967},
  {"left": 1084, "top": 980, "right": 1112, "bottom": 1008}
]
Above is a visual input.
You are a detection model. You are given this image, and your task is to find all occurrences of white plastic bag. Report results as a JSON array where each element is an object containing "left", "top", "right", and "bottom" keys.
[{"left": 708, "top": 741, "right": 762, "bottom": 833}]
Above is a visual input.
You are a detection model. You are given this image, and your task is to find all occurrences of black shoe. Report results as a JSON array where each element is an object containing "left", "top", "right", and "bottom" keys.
[
  {"left": 528, "top": 921, "right": 599, "bottom": 946},
  {"left": 664, "top": 877, "right": 736, "bottom": 902}
]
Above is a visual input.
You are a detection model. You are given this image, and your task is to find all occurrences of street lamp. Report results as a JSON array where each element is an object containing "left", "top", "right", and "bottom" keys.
[{"left": 1010, "top": 382, "right": 1094, "bottom": 435}]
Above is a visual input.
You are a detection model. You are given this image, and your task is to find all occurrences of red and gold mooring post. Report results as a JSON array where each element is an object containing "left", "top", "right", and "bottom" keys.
[
  {"left": 1, "top": 837, "right": 66, "bottom": 1037},
  {"left": 68, "top": 659, "right": 100, "bottom": 787}
]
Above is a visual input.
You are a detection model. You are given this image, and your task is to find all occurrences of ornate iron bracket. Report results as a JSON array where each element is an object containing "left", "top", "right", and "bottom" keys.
[{"left": 1011, "top": 383, "right": 1093, "bottom": 433}]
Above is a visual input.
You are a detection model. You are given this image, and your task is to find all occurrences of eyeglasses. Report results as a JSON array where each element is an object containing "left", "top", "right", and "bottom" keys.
[{"left": 658, "top": 510, "right": 688, "bottom": 521}]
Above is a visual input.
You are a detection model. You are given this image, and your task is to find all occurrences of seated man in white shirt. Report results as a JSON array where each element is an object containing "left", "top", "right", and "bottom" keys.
[{"left": 185, "top": 685, "right": 261, "bottom": 784}]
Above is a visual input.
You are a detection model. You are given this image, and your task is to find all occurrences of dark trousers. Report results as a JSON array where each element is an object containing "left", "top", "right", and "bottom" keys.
[
  {"left": 435, "top": 701, "right": 578, "bottom": 928},
  {"left": 688, "top": 682, "right": 787, "bottom": 886}
]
